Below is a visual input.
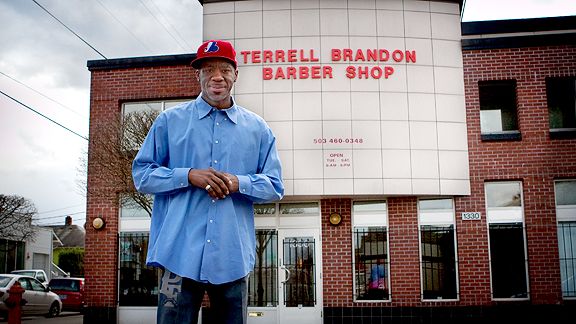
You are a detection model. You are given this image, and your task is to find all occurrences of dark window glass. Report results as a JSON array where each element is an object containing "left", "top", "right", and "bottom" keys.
[
  {"left": 479, "top": 80, "right": 519, "bottom": 133},
  {"left": 558, "top": 222, "right": 576, "bottom": 298},
  {"left": 283, "top": 236, "right": 316, "bottom": 307},
  {"left": 421, "top": 225, "right": 458, "bottom": 300},
  {"left": 248, "top": 230, "right": 278, "bottom": 307},
  {"left": 119, "top": 232, "right": 159, "bottom": 306},
  {"left": 489, "top": 223, "right": 528, "bottom": 299},
  {"left": 0, "top": 240, "right": 25, "bottom": 273},
  {"left": 547, "top": 77, "right": 576, "bottom": 130},
  {"left": 556, "top": 181, "right": 576, "bottom": 206},
  {"left": 353, "top": 227, "right": 389, "bottom": 301}
]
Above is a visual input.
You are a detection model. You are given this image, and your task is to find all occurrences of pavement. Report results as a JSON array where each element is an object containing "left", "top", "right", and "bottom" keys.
[{"left": 20, "top": 312, "right": 83, "bottom": 323}]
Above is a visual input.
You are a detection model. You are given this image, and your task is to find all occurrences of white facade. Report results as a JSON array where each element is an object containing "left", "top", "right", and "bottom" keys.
[{"left": 204, "top": 0, "right": 470, "bottom": 197}]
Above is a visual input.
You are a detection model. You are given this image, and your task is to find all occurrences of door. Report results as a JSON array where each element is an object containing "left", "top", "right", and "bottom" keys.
[
  {"left": 248, "top": 228, "right": 322, "bottom": 324},
  {"left": 278, "top": 228, "right": 322, "bottom": 324}
]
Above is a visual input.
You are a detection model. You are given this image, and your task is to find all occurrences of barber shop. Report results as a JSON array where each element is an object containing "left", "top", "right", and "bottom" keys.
[{"left": 84, "top": 0, "right": 576, "bottom": 323}]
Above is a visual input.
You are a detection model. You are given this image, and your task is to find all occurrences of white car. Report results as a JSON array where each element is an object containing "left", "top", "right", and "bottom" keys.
[
  {"left": 10, "top": 270, "right": 49, "bottom": 287},
  {"left": 0, "top": 274, "right": 62, "bottom": 319}
]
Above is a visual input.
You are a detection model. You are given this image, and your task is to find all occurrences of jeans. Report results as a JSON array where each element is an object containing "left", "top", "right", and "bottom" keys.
[{"left": 157, "top": 269, "right": 248, "bottom": 324}]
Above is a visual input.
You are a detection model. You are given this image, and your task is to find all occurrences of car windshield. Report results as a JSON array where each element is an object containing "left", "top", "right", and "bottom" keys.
[
  {"left": 49, "top": 279, "right": 80, "bottom": 292},
  {"left": 0, "top": 276, "right": 12, "bottom": 288}
]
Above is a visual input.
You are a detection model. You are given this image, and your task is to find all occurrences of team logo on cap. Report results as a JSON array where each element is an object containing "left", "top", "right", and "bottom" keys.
[{"left": 204, "top": 41, "right": 219, "bottom": 53}]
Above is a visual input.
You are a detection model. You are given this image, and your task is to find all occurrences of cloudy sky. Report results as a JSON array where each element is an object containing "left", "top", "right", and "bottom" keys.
[{"left": 0, "top": 0, "right": 574, "bottom": 227}]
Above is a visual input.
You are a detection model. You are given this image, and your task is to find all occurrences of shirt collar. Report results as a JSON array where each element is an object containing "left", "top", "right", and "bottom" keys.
[{"left": 196, "top": 94, "right": 238, "bottom": 124}]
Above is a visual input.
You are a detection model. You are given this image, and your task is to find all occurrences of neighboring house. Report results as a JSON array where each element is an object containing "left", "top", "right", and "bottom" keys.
[
  {"left": 48, "top": 216, "right": 85, "bottom": 277},
  {"left": 1, "top": 226, "right": 53, "bottom": 281}
]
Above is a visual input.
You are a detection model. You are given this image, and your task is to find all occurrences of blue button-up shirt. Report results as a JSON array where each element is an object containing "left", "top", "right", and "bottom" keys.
[{"left": 132, "top": 95, "right": 284, "bottom": 284}]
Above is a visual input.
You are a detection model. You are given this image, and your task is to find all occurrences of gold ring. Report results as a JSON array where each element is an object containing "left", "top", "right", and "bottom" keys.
[{"left": 205, "top": 184, "right": 211, "bottom": 191}]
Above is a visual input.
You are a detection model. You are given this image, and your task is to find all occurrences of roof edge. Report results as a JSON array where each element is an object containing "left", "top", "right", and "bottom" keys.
[
  {"left": 87, "top": 53, "right": 196, "bottom": 71},
  {"left": 462, "top": 16, "right": 576, "bottom": 36}
]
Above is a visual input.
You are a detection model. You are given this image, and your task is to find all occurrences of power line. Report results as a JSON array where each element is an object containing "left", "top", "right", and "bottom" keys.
[
  {"left": 137, "top": 0, "right": 188, "bottom": 51},
  {"left": 0, "top": 71, "right": 86, "bottom": 118},
  {"left": 33, "top": 211, "right": 85, "bottom": 221},
  {"left": 30, "top": 0, "right": 107, "bottom": 59},
  {"left": 95, "top": 0, "right": 153, "bottom": 53},
  {"left": 146, "top": 0, "right": 193, "bottom": 49},
  {"left": 37, "top": 204, "right": 85, "bottom": 215},
  {"left": 0, "top": 90, "right": 88, "bottom": 141}
]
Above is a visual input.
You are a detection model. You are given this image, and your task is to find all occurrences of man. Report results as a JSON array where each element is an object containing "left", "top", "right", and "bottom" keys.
[{"left": 132, "top": 39, "right": 284, "bottom": 324}]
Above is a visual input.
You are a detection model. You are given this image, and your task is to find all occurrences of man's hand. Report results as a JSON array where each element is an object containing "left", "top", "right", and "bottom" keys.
[{"left": 188, "top": 168, "right": 237, "bottom": 199}]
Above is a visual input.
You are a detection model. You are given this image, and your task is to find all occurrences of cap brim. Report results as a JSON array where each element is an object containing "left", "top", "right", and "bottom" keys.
[{"left": 191, "top": 56, "right": 237, "bottom": 69}]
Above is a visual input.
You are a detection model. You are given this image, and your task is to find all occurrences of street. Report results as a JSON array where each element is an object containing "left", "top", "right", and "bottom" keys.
[{"left": 21, "top": 312, "right": 83, "bottom": 324}]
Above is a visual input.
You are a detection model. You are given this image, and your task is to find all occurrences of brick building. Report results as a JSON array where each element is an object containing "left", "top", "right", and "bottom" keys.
[{"left": 85, "top": 1, "right": 576, "bottom": 323}]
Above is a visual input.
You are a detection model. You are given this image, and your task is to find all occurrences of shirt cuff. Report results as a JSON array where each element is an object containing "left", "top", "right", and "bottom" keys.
[
  {"left": 237, "top": 175, "right": 251, "bottom": 195},
  {"left": 174, "top": 168, "right": 191, "bottom": 188}
]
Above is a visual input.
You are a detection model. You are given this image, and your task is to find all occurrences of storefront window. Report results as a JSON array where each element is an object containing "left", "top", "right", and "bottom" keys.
[
  {"left": 248, "top": 229, "right": 278, "bottom": 307},
  {"left": 119, "top": 232, "right": 159, "bottom": 306},
  {"left": 555, "top": 180, "right": 576, "bottom": 298},
  {"left": 485, "top": 182, "right": 529, "bottom": 299},
  {"left": 352, "top": 201, "right": 389, "bottom": 301},
  {"left": 419, "top": 198, "right": 458, "bottom": 300}
]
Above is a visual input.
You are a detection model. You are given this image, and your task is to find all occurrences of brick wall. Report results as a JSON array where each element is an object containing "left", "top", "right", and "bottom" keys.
[
  {"left": 321, "top": 45, "right": 576, "bottom": 311},
  {"left": 85, "top": 63, "right": 200, "bottom": 315},
  {"left": 462, "top": 44, "right": 576, "bottom": 305}
]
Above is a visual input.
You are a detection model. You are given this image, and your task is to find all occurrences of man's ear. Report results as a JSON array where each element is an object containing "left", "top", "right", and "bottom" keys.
[
  {"left": 194, "top": 69, "right": 200, "bottom": 81},
  {"left": 234, "top": 69, "right": 238, "bottom": 82}
]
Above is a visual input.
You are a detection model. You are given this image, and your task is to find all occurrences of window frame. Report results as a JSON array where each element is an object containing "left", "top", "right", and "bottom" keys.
[
  {"left": 485, "top": 181, "right": 530, "bottom": 301},
  {"left": 478, "top": 80, "right": 521, "bottom": 141},
  {"left": 546, "top": 76, "right": 576, "bottom": 138},
  {"left": 417, "top": 198, "right": 459, "bottom": 301},
  {"left": 351, "top": 200, "right": 391, "bottom": 303},
  {"left": 554, "top": 179, "right": 576, "bottom": 299},
  {"left": 118, "top": 231, "right": 160, "bottom": 307}
]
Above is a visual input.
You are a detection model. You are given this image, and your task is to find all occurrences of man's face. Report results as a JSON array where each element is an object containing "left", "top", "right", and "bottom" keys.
[{"left": 198, "top": 59, "right": 238, "bottom": 107}]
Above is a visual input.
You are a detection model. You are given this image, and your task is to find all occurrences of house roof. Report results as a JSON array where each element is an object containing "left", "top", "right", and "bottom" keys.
[{"left": 48, "top": 220, "right": 86, "bottom": 248}]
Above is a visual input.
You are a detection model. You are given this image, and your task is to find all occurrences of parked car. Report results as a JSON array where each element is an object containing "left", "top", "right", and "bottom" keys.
[
  {"left": 48, "top": 277, "right": 85, "bottom": 313},
  {"left": 10, "top": 270, "right": 49, "bottom": 287},
  {"left": 0, "top": 274, "right": 61, "bottom": 319}
]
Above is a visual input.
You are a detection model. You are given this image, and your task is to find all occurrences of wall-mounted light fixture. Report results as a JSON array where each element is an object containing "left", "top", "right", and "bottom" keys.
[
  {"left": 92, "top": 217, "right": 106, "bottom": 230},
  {"left": 329, "top": 212, "right": 342, "bottom": 226}
]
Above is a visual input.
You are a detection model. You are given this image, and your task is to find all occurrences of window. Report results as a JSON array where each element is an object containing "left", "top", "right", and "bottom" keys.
[
  {"left": 0, "top": 240, "right": 25, "bottom": 273},
  {"left": 479, "top": 80, "right": 520, "bottom": 140},
  {"left": 352, "top": 201, "right": 390, "bottom": 301},
  {"left": 119, "top": 232, "right": 159, "bottom": 306},
  {"left": 120, "top": 194, "right": 152, "bottom": 218},
  {"left": 547, "top": 77, "right": 576, "bottom": 133},
  {"left": 419, "top": 198, "right": 458, "bottom": 300},
  {"left": 485, "top": 182, "right": 529, "bottom": 299},
  {"left": 248, "top": 229, "right": 278, "bottom": 307},
  {"left": 555, "top": 180, "right": 576, "bottom": 298},
  {"left": 122, "top": 99, "right": 191, "bottom": 151}
]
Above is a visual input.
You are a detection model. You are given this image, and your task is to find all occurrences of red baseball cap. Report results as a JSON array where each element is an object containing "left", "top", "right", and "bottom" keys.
[{"left": 191, "top": 40, "right": 238, "bottom": 69}]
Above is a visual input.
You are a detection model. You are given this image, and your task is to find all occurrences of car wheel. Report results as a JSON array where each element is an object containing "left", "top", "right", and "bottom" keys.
[{"left": 46, "top": 302, "right": 60, "bottom": 318}]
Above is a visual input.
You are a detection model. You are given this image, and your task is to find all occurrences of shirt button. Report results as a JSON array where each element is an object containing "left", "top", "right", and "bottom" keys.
[
  {"left": 209, "top": 219, "right": 214, "bottom": 223},
  {"left": 216, "top": 122, "right": 220, "bottom": 126},
  {"left": 214, "top": 160, "right": 218, "bottom": 164},
  {"left": 207, "top": 239, "right": 211, "bottom": 243},
  {"left": 212, "top": 199, "right": 216, "bottom": 203},
  {"left": 215, "top": 140, "right": 219, "bottom": 144}
]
